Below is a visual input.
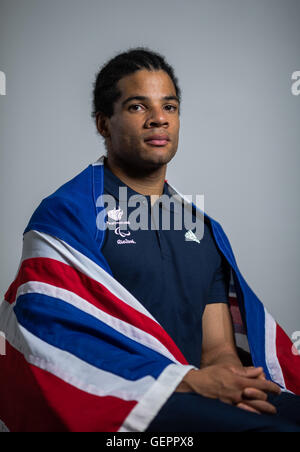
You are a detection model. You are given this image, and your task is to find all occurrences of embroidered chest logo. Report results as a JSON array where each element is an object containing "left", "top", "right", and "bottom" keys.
[
  {"left": 107, "top": 208, "right": 136, "bottom": 245},
  {"left": 185, "top": 229, "right": 201, "bottom": 244}
]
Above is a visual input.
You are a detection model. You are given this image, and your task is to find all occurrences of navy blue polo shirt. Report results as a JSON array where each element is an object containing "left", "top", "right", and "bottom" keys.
[{"left": 101, "top": 161, "right": 230, "bottom": 368}]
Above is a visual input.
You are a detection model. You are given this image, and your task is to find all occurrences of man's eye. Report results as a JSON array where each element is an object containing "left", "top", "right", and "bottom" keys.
[
  {"left": 164, "top": 105, "right": 177, "bottom": 112},
  {"left": 128, "top": 104, "right": 144, "bottom": 111}
]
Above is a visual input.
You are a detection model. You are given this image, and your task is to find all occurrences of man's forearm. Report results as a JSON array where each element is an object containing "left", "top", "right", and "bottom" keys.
[
  {"left": 200, "top": 344, "right": 243, "bottom": 370},
  {"left": 201, "top": 351, "right": 243, "bottom": 369}
]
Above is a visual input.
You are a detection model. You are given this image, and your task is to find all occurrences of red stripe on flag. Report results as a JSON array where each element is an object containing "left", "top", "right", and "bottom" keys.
[
  {"left": 275, "top": 324, "right": 300, "bottom": 395},
  {"left": 5, "top": 257, "right": 188, "bottom": 365},
  {"left": 229, "top": 296, "right": 246, "bottom": 334},
  {"left": 0, "top": 341, "right": 136, "bottom": 432},
  {"left": 228, "top": 295, "right": 238, "bottom": 306}
]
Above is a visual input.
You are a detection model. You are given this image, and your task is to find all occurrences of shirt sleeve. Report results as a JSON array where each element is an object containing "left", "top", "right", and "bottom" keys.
[{"left": 207, "top": 253, "right": 230, "bottom": 304}]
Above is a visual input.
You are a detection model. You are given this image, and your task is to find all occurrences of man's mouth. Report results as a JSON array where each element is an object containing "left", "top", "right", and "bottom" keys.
[{"left": 144, "top": 135, "right": 170, "bottom": 147}]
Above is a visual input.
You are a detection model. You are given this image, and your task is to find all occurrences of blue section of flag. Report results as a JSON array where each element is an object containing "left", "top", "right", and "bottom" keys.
[
  {"left": 14, "top": 292, "right": 173, "bottom": 380},
  {"left": 24, "top": 165, "right": 113, "bottom": 276}
]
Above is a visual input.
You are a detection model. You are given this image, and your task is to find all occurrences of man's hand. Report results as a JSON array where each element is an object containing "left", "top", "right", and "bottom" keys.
[
  {"left": 194, "top": 304, "right": 281, "bottom": 414},
  {"left": 229, "top": 366, "right": 279, "bottom": 415},
  {"left": 176, "top": 364, "right": 281, "bottom": 415}
]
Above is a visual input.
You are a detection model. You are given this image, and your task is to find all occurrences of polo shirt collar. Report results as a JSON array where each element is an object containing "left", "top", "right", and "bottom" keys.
[{"left": 103, "top": 158, "right": 172, "bottom": 203}]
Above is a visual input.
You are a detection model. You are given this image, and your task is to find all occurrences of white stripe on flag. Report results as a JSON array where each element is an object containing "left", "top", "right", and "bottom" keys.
[
  {"left": 21, "top": 230, "right": 157, "bottom": 321},
  {"left": 15, "top": 281, "right": 181, "bottom": 364},
  {"left": 264, "top": 308, "right": 286, "bottom": 390},
  {"left": 19, "top": 230, "right": 183, "bottom": 363},
  {"left": 0, "top": 419, "right": 10, "bottom": 432},
  {"left": 119, "top": 363, "right": 195, "bottom": 432},
  {"left": 0, "top": 299, "right": 156, "bottom": 401}
]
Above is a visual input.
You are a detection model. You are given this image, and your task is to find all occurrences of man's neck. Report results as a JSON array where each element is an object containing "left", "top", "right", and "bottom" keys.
[{"left": 105, "top": 155, "right": 167, "bottom": 197}]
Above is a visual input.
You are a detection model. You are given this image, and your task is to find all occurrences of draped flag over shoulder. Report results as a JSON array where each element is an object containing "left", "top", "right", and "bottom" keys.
[{"left": 1, "top": 155, "right": 299, "bottom": 432}]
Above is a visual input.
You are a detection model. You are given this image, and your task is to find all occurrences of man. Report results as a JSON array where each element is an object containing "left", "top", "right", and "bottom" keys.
[{"left": 0, "top": 48, "right": 299, "bottom": 432}]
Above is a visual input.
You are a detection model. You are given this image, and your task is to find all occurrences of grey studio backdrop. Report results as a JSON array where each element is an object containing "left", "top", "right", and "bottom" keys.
[{"left": 0, "top": 0, "right": 299, "bottom": 340}]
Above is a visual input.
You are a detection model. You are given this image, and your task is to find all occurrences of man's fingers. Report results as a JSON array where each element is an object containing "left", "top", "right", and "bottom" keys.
[
  {"left": 239, "top": 399, "right": 277, "bottom": 415},
  {"left": 241, "top": 388, "right": 278, "bottom": 414},
  {"left": 241, "top": 377, "right": 281, "bottom": 395},
  {"left": 230, "top": 366, "right": 281, "bottom": 395},
  {"left": 244, "top": 367, "right": 266, "bottom": 380},
  {"left": 236, "top": 402, "right": 261, "bottom": 415},
  {"left": 260, "top": 379, "right": 281, "bottom": 395},
  {"left": 242, "top": 387, "right": 268, "bottom": 401},
  {"left": 230, "top": 366, "right": 264, "bottom": 378},
  {"left": 231, "top": 366, "right": 266, "bottom": 381}
]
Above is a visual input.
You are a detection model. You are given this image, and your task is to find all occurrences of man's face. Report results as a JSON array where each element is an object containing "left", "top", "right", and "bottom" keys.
[{"left": 100, "top": 69, "right": 180, "bottom": 171}]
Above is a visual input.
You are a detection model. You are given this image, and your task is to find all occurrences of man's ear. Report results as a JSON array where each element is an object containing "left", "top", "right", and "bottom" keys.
[{"left": 96, "top": 112, "right": 111, "bottom": 139}]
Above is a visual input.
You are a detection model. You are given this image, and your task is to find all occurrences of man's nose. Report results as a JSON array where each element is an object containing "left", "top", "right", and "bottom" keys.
[{"left": 145, "top": 107, "right": 168, "bottom": 128}]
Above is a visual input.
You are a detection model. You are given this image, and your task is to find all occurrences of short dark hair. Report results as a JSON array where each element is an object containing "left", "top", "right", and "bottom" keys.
[{"left": 92, "top": 47, "right": 181, "bottom": 120}]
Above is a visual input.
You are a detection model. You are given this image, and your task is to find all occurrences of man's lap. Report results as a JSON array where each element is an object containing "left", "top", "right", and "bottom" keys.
[
  {"left": 146, "top": 391, "right": 300, "bottom": 432},
  {"left": 267, "top": 391, "right": 300, "bottom": 426}
]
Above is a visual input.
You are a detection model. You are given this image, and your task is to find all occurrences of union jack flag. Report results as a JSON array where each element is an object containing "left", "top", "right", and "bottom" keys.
[{"left": 0, "top": 156, "right": 299, "bottom": 432}]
